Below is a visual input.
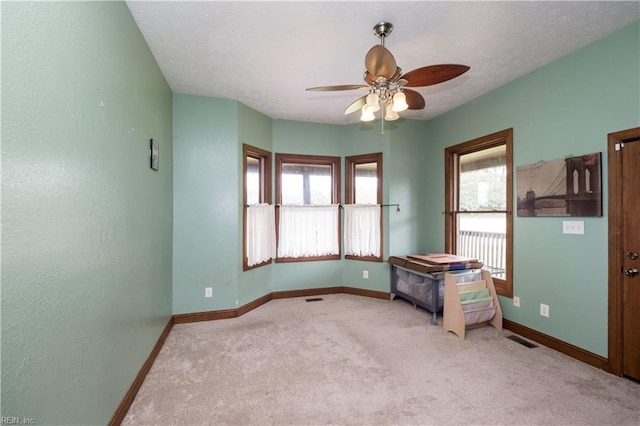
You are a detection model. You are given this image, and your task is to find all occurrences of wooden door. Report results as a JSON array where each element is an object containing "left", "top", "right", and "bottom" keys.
[
  {"left": 621, "top": 138, "right": 640, "bottom": 379},
  {"left": 608, "top": 127, "right": 640, "bottom": 380}
]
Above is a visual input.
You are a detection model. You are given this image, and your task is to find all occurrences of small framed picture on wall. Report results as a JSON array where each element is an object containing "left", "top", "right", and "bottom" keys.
[{"left": 150, "top": 139, "right": 159, "bottom": 171}]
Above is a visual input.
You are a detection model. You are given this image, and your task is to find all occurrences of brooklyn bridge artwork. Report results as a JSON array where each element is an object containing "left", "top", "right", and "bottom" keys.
[{"left": 516, "top": 152, "right": 602, "bottom": 217}]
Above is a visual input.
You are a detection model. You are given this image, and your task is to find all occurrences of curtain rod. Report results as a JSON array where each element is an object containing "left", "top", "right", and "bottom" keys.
[{"left": 246, "top": 203, "right": 400, "bottom": 211}]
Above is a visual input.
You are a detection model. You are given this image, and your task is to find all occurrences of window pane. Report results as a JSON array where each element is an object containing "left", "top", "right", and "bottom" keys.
[
  {"left": 281, "top": 174, "right": 304, "bottom": 205},
  {"left": 445, "top": 129, "right": 512, "bottom": 297},
  {"left": 281, "top": 163, "right": 332, "bottom": 205},
  {"left": 246, "top": 156, "right": 260, "bottom": 205},
  {"left": 355, "top": 162, "right": 378, "bottom": 204},
  {"left": 243, "top": 144, "right": 272, "bottom": 271},
  {"left": 459, "top": 145, "right": 506, "bottom": 211},
  {"left": 309, "top": 175, "right": 331, "bottom": 204},
  {"left": 456, "top": 212, "right": 506, "bottom": 279}
]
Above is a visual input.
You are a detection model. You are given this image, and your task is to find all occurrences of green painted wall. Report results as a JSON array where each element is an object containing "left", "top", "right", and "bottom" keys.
[
  {"left": 172, "top": 98, "right": 276, "bottom": 312},
  {"left": 1, "top": 2, "right": 173, "bottom": 424},
  {"left": 421, "top": 22, "right": 640, "bottom": 357},
  {"left": 172, "top": 95, "right": 240, "bottom": 313},
  {"left": 388, "top": 120, "right": 430, "bottom": 255}
]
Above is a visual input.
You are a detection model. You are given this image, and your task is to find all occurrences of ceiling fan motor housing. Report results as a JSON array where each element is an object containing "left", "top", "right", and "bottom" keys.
[{"left": 373, "top": 22, "right": 393, "bottom": 43}]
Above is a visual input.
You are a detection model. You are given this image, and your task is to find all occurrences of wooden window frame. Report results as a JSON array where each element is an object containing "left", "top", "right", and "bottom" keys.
[
  {"left": 345, "top": 152, "right": 383, "bottom": 262},
  {"left": 444, "top": 129, "right": 513, "bottom": 297},
  {"left": 275, "top": 153, "right": 341, "bottom": 262},
  {"left": 242, "top": 144, "right": 272, "bottom": 271}
]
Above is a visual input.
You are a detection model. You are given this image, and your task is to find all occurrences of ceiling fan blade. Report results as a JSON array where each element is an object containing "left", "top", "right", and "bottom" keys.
[
  {"left": 401, "top": 64, "right": 470, "bottom": 87},
  {"left": 404, "top": 89, "right": 426, "bottom": 110},
  {"left": 365, "top": 45, "right": 397, "bottom": 80},
  {"left": 306, "top": 85, "right": 369, "bottom": 92},
  {"left": 344, "top": 96, "right": 366, "bottom": 115},
  {"left": 363, "top": 71, "right": 376, "bottom": 85},
  {"left": 390, "top": 67, "right": 403, "bottom": 82}
]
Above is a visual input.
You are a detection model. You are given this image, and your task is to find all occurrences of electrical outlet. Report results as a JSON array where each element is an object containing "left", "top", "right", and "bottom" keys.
[
  {"left": 513, "top": 296, "right": 520, "bottom": 307},
  {"left": 205, "top": 287, "right": 213, "bottom": 298},
  {"left": 540, "top": 303, "right": 549, "bottom": 317},
  {"left": 363, "top": 270, "right": 369, "bottom": 279}
]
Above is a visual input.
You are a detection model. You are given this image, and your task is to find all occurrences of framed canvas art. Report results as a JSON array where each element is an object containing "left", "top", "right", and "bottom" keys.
[{"left": 516, "top": 152, "right": 601, "bottom": 217}]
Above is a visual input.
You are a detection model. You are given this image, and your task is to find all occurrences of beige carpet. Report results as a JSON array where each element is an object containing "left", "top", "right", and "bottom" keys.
[{"left": 123, "top": 294, "right": 640, "bottom": 425}]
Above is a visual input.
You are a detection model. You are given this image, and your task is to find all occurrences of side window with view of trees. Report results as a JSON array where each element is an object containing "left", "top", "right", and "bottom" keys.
[{"left": 445, "top": 129, "right": 513, "bottom": 297}]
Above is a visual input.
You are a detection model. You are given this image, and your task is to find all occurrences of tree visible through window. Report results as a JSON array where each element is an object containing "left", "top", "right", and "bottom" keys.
[{"left": 445, "top": 129, "right": 513, "bottom": 297}]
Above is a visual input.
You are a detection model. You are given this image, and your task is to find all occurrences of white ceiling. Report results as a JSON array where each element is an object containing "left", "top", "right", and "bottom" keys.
[{"left": 126, "top": 1, "right": 639, "bottom": 125}]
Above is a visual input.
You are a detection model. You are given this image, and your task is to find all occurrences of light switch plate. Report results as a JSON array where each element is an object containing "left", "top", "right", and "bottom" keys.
[{"left": 563, "top": 220, "right": 584, "bottom": 234}]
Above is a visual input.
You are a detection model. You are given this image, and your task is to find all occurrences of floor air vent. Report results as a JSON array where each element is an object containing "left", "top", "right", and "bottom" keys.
[
  {"left": 305, "top": 298, "right": 324, "bottom": 302},
  {"left": 506, "top": 335, "right": 538, "bottom": 348}
]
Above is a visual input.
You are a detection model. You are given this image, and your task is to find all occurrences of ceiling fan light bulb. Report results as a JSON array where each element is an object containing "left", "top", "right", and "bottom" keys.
[
  {"left": 385, "top": 107, "right": 399, "bottom": 121},
  {"left": 365, "top": 92, "right": 380, "bottom": 112},
  {"left": 361, "top": 106, "right": 376, "bottom": 122},
  {"left": 392, "top": 91, "right": 409, "bottom": 112}
]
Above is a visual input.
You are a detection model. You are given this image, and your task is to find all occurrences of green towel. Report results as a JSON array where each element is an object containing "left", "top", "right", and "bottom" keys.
[
  {"left": 461, "top": 295, "right": 493, "bottom": 306},
  {"left": 458, "top": 288, "right": 490, "bottom": 302}
]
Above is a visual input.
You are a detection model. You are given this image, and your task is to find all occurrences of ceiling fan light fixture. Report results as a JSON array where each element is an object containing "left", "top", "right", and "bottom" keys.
[
  {"left": 360, "top": 105, "right": 376, "bottom": 122},
  {"left": 305, "top": 21, "right": 470, "bottom": 133},
  {"left": 384, "top": 105, "right": 399, "bottom": 121},
  {"left": 364, "top": 92, "right": 381, "bottom": 112},
  {"left": 391, "top": 91, "right": 409, "bottom": 112}
]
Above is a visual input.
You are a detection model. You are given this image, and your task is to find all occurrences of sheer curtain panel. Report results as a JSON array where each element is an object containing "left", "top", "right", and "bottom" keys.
[
  {"left": 246, "top": 204, "right": 276, "bottom": 266},
  {"left": 344, "top": 204, "right": 381, "bottom": 257},
  {"left": 277, "top": 205, "right": 340, "bottom": 258}
]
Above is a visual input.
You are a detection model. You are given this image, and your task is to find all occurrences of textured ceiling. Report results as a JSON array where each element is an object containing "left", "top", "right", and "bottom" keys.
[{"left": 126, "top": 1, "right": 639, "bottom": 125}]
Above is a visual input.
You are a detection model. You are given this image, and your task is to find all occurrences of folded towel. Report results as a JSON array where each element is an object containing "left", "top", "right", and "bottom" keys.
[{"left": 458, "top": 288, "right": 490, "bottom": 302}]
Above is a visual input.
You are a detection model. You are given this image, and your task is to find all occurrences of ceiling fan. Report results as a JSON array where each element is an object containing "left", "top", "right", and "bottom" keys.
[{"left": 306, "top": 22, "right": 470, "bottom": 125}]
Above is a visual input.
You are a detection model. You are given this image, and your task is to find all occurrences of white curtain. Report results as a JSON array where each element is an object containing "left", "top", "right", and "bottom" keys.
[
  {"left": 344, "top": 204, "right": 381, "bottom": 257},
  {"left": 277, "top": 205, "right": 340, "bottom": 258},
  {"left": 246, "top": 204, "right": 276, "bottom": 266}
]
